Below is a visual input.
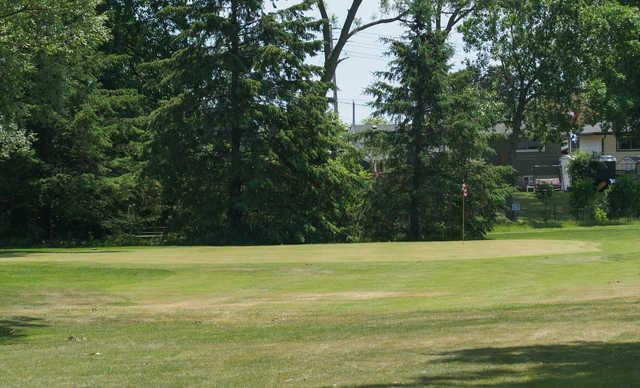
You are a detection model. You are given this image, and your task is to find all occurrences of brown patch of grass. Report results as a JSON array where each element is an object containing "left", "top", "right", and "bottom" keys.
[
  {"left": 288, "top": 291, "right": 448, "bottom": 301},
  {"left": 6, "top": 239, "right": 601, "bottom": 265}
]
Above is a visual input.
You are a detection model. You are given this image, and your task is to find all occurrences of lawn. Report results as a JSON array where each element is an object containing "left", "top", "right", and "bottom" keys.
[
  {"left": 511, "top": 191, "right": 572, "bottom": 223},
  {"left": 1, "top": 225, "right": 640, "bottom": 386}
]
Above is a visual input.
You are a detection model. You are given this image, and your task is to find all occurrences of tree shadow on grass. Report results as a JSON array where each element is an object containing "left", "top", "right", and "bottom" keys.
[
  {"left": 353, "top": 342, "right": 640, "bottom": 387},
  {"left": 529, "top": 220, "right": 563, "bottom": 228},
  {"left": 0, "top": 316, "right": 48, "bottom": 344},
  {"left": 0, "top": 250, "right": 125, "bottom": 259}
]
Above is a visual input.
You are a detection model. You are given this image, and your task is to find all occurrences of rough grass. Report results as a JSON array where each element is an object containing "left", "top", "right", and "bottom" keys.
[
  {"left": 511, "top": 191, "right": 572, "bottom": 222},
  {"left": 1, "top": 225, "right": 640, "bottom": 386}
]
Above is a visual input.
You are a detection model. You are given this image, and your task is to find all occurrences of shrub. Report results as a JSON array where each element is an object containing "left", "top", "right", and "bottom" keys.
[
  {"left": 592, "top": 193, "right": 609, "bottom": 224},
  {"left": 608, "top": 175, "right": 640, "bottom": 218},
  {"left": 570, "top": 179, "right": 596, "bottom": 220},
  {"left": 535, "top": 183, "right": 554, "bottom": 221},
  {"left": 569, "top": 151, "right": 600, "bottom": 182}
]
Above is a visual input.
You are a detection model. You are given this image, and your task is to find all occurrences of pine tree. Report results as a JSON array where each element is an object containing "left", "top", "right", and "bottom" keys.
[
  {"left": 151, "top": 0, "right": 363, "bottom": 243},
  {"left": 366, "top": 0, "right": 510, "bottom": 241}
]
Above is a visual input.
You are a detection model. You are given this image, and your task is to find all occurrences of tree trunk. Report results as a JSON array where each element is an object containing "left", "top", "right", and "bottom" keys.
[
  {"left": 408, "top": 118, "right": 424, "bottom": 240},
  {"left": 407, "top": 36, "right": 427, "bottom": 241},
  {"left": 228, "top": 0, "right": 243, "bottom": 242},
  {"left": 317, "top": 0, "right": 405, "bottom": 109},
  {"left": 508, "top": 103, "right": 525, "bottom": 166}
]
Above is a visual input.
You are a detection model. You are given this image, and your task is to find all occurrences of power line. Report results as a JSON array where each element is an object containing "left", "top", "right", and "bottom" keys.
[
  {"left": 330, "top": 26, "right": 401, "bottom": 40},
  {"left": 342, "top": 51, "right": 388, "bottom": 61},
  {"left": 338, "top": 101, "right": 369, "bottom": 107},
  {"left": 337, "top": 98, "right": 370, "bottom": 107},
  {"left": 340, "top": 98, "right": 369, "bottom": 104},
  {"left": 351, "top": 30, "right": 401, "bottom": 40},
  {"left": 344, "top": 49, "right": 384, "bottom": 56},
  {"left": 346, "top": 40, "right": 385, "bottom": 49}
]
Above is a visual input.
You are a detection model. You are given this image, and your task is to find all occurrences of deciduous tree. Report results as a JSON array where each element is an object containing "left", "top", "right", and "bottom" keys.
[{"left": 462, "top": 0, "right": 587, "bottom": 163}]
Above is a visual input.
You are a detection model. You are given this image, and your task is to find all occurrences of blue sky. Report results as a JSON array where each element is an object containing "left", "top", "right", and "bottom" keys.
[
  {"left": 312, "top": 1, "right": 469, "bottom": 124},
  {"left": 272, "top": 1, "right": 470, "bottom": 124}
]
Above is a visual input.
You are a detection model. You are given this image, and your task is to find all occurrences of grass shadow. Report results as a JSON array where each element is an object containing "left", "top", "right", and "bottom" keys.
[
  {"left": 352, "top": 341, "right": 640, "bottom": 387},
  {"left": 0, "top": 316, "right": 48, "bottom": 344},
  {"left": 529, "top": 220, "right": 564, "bottom": 228},
  {"left": 0, "top": 250, "right": 126, "bottom": 259}
]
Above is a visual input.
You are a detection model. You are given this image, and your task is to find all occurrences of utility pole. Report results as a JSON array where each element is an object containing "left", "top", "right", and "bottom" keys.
[{"left": 352, "top": 100, "right": 356, "bottom": 129}]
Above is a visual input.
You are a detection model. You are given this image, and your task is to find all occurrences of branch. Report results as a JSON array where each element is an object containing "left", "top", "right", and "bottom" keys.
[
  {"left": 318, "top": 1, "right": 405, "bottom": 88},
  {"left": 347, "top": 12, "right": 408, "bottom": 40},
  {"left": 321, "top": 0, "right": 363, "bottom": 83},
  {"left": 444, "top": 5, "right": 475, "bottom": 35},
  {"left": 0, "top": 6, "right": 48, "bottom": 19}
]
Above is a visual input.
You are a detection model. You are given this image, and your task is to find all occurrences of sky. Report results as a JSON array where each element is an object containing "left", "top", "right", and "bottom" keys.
[{"left": 301, "top": 0, "right": 470, "bottom": 125}]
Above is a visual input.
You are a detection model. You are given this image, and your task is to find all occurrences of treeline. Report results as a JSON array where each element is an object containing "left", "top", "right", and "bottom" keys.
[{"left": 1, "top": 0, "right": 639, "bottom": 245}]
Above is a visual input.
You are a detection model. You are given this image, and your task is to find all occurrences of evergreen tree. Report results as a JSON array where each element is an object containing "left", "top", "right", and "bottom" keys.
[
  {"left": 366, "top": 0, "right": 510, "bottom": 241},
  {"left": 151, "top": 0, "right": 363, "bottom": 244}
]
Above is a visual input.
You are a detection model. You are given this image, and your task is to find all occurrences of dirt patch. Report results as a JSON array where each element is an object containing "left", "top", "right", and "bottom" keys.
[
  {"left": 124, "top": 291, "right": 447, "bottom": 314},
  {"left": 134, "top": 296, "right": 229, "bottom": 312},
  {"left": 7, "top": 239, "right": 602, "bottom": 265},
  {"left": 289, "top": 291, "right": 448, "bottom": 301}
]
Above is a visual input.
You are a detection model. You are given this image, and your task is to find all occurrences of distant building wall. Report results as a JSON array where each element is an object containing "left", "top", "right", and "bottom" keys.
[
  {"left": 603, "top": 134, "right": 640, "bottom": 161},
  {"left": 580, "top": 136, "right": 602, "bottom": 154},
  {"left": 490, "top": 136, "right": 562, "bottom": 187},
  {"left": 580, "top": 134, "right": 640, "bottom": 170}
]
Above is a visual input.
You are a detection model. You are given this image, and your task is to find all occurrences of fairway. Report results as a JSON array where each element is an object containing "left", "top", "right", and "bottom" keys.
[{"left": 1, "top": 226, "right": 640, "bottom": 386}]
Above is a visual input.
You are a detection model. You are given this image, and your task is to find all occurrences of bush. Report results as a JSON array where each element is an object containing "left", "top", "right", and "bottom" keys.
[
  {"left": 608, "top": 175, "right": 640, "bottom": 218},
  {"left": 535, "top": 183, "right": 554, "bottom": 221},
  {"left": 569, "top": 151, "right": 600, "bottom": 182},
  {"left": 592, "top": 193, "right": 609, "bottom": 224},
  {"left": 570, "top": 179, "right": 596, "bottom": 221}
]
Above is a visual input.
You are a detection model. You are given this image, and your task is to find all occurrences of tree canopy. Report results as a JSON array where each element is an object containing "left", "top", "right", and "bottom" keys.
[{"left": 1, "top": 0, "right": 639, "bottom": 245}]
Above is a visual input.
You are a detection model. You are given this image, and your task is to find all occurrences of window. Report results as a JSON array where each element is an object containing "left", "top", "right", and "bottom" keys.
[
  {"left": 516, "top": 139, "right": 544, "bottom": 153},
  {"left": 617, "top": 134, "right": 640, "bottom": 151}
]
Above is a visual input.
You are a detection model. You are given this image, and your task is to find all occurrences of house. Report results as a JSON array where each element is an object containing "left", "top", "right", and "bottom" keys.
[
  {"left": 577, "top": 124, "right": 640, "bottom": 174},
  {"left": 489, "top": 127, "right": 564, "bottom": 191},
  {"left": 351, "top": 123, "right": 566, "bottom": 190}
]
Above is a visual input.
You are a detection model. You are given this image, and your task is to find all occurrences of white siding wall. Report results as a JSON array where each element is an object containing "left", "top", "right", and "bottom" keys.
[{"left": 580, "top": 136, "right": 602, "bottom": 154}]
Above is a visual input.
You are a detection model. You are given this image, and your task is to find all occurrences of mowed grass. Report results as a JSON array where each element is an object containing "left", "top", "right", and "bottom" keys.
[{"left": 1, "top": 226, "right": 640, "bottom": 387}]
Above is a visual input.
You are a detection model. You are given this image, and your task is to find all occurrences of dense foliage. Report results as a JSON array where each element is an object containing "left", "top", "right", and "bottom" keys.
[
  {"left": 462, "top": 0, "right": 588, "bottom": 162},
  {"left": 608, "top": 175, "right": 640, "bottom": 218},
  {"left": 147, "top": 1, "right": 365, "bottom": 244},
  {"left": 569, "top": 155, "right": 640, "bottom": 221},
  {"left": 364, "top": 1, "right": 512, "bottom": 241},
  {"left": 2, "top": 0, "right": 640, "bottom": 245}
]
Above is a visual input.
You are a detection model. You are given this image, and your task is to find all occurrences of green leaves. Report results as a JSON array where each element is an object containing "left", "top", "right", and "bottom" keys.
[
  {"left": 364, "top": 0, "right": 508, "bottom": 241},
  {"left": 147, "top": 0, "right": 363, "bottom": 244},
  {"left": 581, "top": 1, "right": 640, "bottom": 134},
  {"left": 463, "top": 0, "right": 586, "bottom": 146},
  {"left": 0, "top": 0, "right": 107, "bottom": 123}
]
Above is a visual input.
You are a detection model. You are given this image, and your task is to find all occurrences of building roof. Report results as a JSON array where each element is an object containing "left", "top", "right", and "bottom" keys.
[{"left": 578, "top": 124, "right": 610, "bottom": 136}]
